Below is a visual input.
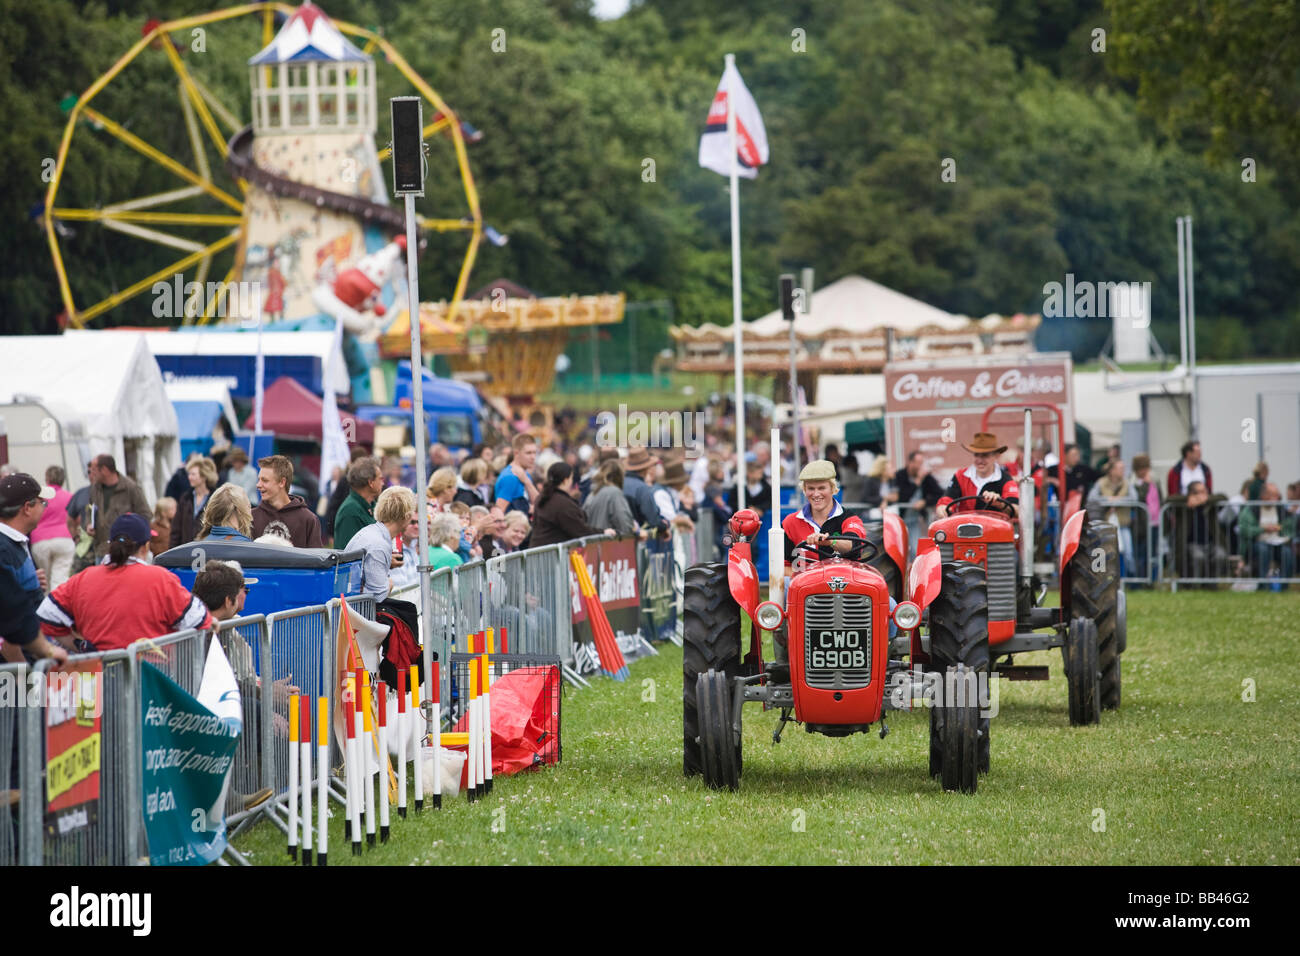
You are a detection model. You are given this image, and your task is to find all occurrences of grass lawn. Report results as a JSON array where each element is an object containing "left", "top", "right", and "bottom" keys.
[{"left": 233, "top": 589, "right": 1300, "bottom": 865}]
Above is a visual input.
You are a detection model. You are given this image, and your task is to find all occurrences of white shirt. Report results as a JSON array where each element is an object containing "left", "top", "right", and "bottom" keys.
[
  {"left": 1259, "top": 506, "right": 1287, "bottom": 546},
  {"left": 1180, "top": 462, "right": 1206, "bottom": 493},
  {"left": 652, "top": 486, "right": 678, "bottom": 520},
  {"left": 0, "top": 521, "right": 30, "bottom": 546}
]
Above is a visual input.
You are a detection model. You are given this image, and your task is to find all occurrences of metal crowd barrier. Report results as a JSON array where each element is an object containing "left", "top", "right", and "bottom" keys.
[
  {"left": 1156, "top": 498, "right": 1299, "bottom": 591},
  {"left": 1082, "top": 498, "right": 1155, "bottom": 587},
  {"left": 0, "top": 660, "right": 25, "bottom": 867}
]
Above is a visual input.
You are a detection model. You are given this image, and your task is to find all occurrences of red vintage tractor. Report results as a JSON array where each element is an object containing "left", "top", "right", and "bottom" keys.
[
  {"left": 683, "top": 507, "right": 990, "bottom": 794},
  {"left": 907, "top": 403, "right": 1127, "bottom": 732}
]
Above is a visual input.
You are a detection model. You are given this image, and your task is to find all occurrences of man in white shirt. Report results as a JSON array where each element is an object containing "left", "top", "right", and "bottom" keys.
[{"left": 1167, "top": 440, "right": 1213, "bottom": 496}]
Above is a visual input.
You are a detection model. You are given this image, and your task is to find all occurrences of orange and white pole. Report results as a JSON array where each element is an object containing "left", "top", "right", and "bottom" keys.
[
  {"left": 430, "top": 661, "right": 441, "bottom": 809},
  {"left": 411, "top": 664, "right": 424, "bottom": 812},
  {"left": 377, "top": 679, "right": 390, "bottom": 843},
  {"left": 362, "top": 671, "right": 376, "bottom": 847},
  {"left": 396, "top": 667, "right": 408, "bottom": 819},
  {"left": 467, "top": 652, "right": 480, "bottom": 802},
  {"left": 288, "top": 694, "right": 299, "bottom": 859},
  {"left": 300, "top": 696, "right": 312, "bottom": 865},
  {"left": 317, "top": 696, "right": 329, "bottom": 867}
]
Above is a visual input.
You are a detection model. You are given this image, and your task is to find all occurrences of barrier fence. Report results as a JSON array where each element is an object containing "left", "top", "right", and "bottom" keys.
[{"left": 7, "top": 530, "right": 698, "bottom": 865}]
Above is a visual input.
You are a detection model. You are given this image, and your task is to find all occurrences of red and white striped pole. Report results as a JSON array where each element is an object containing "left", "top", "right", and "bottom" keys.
[
  {"left": 467, "top": 649, "right": 480, "bottom": 802},
  {"left": 411, "top": 664, "right": 424, "bottom": 812},
  {"left": 300, "top": 696, "right": 312, "bottom": 865},
  {"left": 288, "top": 694, "right": 299, "bottom": 860},
  {"left": 345, "top": 677, "right": 361, "bottom": 856},
  {"left": 351, "top": 671, "right": 364, "bottom": 856},
  {"left": 430, "top": 660, "right": 441, "bottom": 810},
  {"left": 378, "top": 679, "right": 390, "bottom": 843},
  {"left": 361, "top": 670, "right": 376, "bottom": 848},
  {"left": 317, "top": 696, "right": 329, "bottom": 867},
  {"left": 396, "top": 667, "right": 408, "bottom": 819}
]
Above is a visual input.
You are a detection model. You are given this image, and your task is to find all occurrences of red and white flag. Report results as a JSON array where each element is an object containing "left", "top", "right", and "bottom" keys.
[{"left": 699, "top": 61, "right": 769, "bottom": 179}]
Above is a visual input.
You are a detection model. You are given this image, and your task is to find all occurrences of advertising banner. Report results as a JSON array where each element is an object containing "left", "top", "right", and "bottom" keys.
[
  {"left": 139, "top": 640, "right": 242, "bottom": 866},
  {"left": 45, "top": 661, "right": 103, "bottom": 840}
]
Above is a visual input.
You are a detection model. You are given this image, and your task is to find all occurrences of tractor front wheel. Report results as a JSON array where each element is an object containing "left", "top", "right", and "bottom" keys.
[
  {"left": 697, "top": 670, "right": 741, "bottom": 791},
  {"left": 928, "top": 562, "right": 991, "bottom": 775},
  {"left": 1066, "top": 617, "right": 1101, "bottom": 726},
  {"left": 683, "top": 563, "right": 742, "bottom": 777},
  {"left": 937, "top": 664, "right": 980, "bottom": 794}
]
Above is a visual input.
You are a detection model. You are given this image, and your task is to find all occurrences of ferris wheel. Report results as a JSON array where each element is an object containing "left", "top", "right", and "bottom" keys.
[{"left": 43, "top": 1, "right": 483, "bottom": 328}]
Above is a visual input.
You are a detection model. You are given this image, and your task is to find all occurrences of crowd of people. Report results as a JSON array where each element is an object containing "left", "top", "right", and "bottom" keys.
[{"left": 5, "top": 422, "right": 1297, "bottom": 668}]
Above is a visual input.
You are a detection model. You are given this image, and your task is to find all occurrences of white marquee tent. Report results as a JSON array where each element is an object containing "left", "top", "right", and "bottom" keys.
[{"left": 0, "top": 333, "right": 180, "bottom": 502}]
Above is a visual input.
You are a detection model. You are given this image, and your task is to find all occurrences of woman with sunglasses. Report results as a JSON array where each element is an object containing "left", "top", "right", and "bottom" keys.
[{"left": 935, "top": 432, "right": 1019, "bottom": 518}]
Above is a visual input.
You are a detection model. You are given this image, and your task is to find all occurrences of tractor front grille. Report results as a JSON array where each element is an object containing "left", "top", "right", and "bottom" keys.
[
  {"left": 803, "top": 593, "right": 872, "bottom": 690},
  {"left": 939, "top": 541, "right": 1018, "bottom": 622}
]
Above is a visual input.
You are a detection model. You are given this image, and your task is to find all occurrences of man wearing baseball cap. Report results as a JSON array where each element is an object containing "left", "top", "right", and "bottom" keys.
[
  {"left": 936, "top": 432, "right": 1020, "bottom": 518},
  {"left": 0, "top": 474, "right": 68, "bottom": 663},
  {"left": 37, "top": 513, "right": 210, "bottom": 652}
]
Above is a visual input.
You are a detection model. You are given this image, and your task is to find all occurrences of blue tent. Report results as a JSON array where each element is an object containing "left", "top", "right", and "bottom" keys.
[{"left": 173, "top": 401, "right": 226, "bottom": 461}]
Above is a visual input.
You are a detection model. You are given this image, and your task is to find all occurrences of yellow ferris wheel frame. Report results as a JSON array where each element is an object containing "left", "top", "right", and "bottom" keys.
[{"left": 44, "top": 1, "right": 482, "bottom": 328}]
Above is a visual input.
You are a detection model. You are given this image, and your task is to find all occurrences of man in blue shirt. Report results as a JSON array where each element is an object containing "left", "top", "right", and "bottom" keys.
[
  {"left": 0, "top": 474, "right": 69, "bottom": 664},
  {"left": 493, "top": 433, "right": 539, "bottom": 515}
]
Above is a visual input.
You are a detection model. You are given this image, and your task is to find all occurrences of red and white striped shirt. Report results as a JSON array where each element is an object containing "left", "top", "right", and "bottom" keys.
[{"left": 38, "top": 558, "right": 211, "bottom": 651}]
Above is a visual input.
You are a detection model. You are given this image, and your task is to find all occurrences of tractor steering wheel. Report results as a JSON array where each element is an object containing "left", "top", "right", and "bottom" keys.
[
  {"left": 793, "top": 533, "right": 880, "bottom": 563},
  {"left": 939, "top": 495, "right": 1017, "bottom": 522}
]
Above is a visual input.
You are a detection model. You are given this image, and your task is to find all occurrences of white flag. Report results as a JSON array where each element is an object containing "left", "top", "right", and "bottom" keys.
[
  {"left": 698, "top": 61, "right": 769, "bottom": 179},
  {"left": 196, "top": 637, "right": 242, "bottom": 847}
]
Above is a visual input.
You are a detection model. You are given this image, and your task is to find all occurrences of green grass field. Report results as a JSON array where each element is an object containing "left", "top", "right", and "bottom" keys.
[{"left": 233, "top": 590, "right": 1300, "bottom": 865}]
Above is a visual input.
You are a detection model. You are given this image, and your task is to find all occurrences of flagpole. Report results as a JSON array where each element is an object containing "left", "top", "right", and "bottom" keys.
[{"left": 726, "top": 52, "right": 746, "bottom": 511}]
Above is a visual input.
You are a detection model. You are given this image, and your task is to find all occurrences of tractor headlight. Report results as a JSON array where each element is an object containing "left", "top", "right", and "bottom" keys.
[
  {"left": 755, "top": 601, "right": 785, "bottom": 631},
  {"left": 892, "top": 601, "right": 921, "bottom": 630}
]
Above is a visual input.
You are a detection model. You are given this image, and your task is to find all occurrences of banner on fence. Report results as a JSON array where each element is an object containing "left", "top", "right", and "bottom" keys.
[
  {"left": 140, "top": 640, "right": 242, "bottom": 866},
  {"left": 570, "top": 537, "right": 655, "bottom": 672},
  {"left": 44, "top": 660, "right": 103, "bottom": 840},
  {"left": 639, "top": 536, "right": 677, "bottom": 644}
]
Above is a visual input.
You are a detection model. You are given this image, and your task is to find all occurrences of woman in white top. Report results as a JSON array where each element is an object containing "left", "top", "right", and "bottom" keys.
[{"left": 348, "top": 486, "right": 416, "bottom": 600}]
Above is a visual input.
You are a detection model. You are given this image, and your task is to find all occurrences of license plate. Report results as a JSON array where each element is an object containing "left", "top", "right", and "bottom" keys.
[{"left": 807, "top": 629, "right": 868, "bottom": 670}]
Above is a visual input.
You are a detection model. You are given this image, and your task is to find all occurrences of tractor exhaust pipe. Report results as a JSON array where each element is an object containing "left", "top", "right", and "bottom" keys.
[{"left": 1020, "top": 407, "right": 1034, "bottom": 579}]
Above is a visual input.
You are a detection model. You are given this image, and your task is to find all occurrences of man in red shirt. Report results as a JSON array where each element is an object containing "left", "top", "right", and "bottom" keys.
[
  {"left": 782, "top": 460, "right": 868, "bottom": 571},
  {"left": 936, "top": 432, "right": 1019, "bottom": 518}
]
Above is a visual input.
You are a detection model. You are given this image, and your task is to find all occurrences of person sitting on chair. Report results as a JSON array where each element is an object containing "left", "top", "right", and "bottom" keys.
[
  {"left": 936, "top": 432, "right": 1019, "bottom": 519},
  {"left": 781, "top": 460, "right": 868, "bottom": 573}
]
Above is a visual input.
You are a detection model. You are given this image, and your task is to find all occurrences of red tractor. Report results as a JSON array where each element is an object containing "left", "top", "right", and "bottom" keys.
[
  {"left": 683, "top": 507, "right": 991, "bottom": 794},
  {"left": 907, "top": 403, "right": 1127, "bottom": 733}
]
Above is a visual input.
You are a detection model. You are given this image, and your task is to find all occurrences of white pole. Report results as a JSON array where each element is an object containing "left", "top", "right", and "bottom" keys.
[
  {"left": 767, "top": 426, "right": 783, "bottom": 600},
  {"left": 412, "top": 665, "right": 424, "bottom": 812},
  {"left": 316, "top": 696, "right": 328, "bottom": 867},
  {"left": 1186, "top": 216, "right": 1198, "bottom": 437},
  {"left": 351, "top": 689, "right": 364, "bottom": 853},
  {"left": 254, "top": 295, "right": 265, "bottom": 435},
  {"left": 397, "top": 671, "right": 407, "bottom": 819},
  {"left": 377, "top": 681, "right": 389, "bottom": 843},
  {"left": 482, "top": 652, "right": 493, "bottom": 795},
  {"left": 287, "top": 696, "right": 298, "bottom": 860},
  {"left": 727, "top": 52, "right": 746, "bottom": 510},
  {"left": 1176, "top": 217, "right": 1187, "bottom": 371}
]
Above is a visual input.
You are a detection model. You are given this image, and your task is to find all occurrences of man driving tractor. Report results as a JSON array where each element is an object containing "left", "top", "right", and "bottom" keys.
[
  {"left": 936, "top": 432, "right": 1020, "bottom": 518},
  {"left": 781, "top": 459, "right": 868, "bottom": 572}
]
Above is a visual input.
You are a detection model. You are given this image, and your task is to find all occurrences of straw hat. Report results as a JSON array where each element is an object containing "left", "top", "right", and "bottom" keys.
[
  {"left": 624, "top": 446, "right": 660, "bottom": 473},
  {"left": 961, "top": 432, "right": 1007, "bottom": 455}
]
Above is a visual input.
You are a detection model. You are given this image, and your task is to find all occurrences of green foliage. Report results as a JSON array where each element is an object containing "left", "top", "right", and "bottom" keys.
[{"left": 0, "top": 0, "right": 1296, "bottom": 366}]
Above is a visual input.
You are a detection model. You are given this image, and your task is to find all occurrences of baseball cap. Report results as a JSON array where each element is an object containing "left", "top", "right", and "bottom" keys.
[
  {"left": 0, "top": 474, "right": 56, "bottom": 509},
  {"left": 108, "top": 513, "right": 157, "bottom": 546}
]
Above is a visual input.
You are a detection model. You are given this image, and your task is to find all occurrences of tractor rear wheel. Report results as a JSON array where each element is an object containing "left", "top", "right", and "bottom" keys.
[
  {"left": 939, "top": 664, "right": 980, "bottom": 794},
  {"left": 928, "top": 562, "right": 991, "bottom": 775},
  {"left": 1065, "top": 617, "right": 1101, "bottom": 726},
  {"left": 683, "top": 563, "right": 742, "bottom": 777},
  {"left": 1071, "top": 521, "right": 1122, "bottom": 711},
  {"left": 697, "top": 670, "right": 741, "bottom": 790}
]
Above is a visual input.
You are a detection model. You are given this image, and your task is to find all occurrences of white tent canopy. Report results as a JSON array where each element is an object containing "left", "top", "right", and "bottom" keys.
[
  {"left": 0, "top": 333, "right": 180, "bottom": 503},
  {"left": 748, "top": 275, "right": 970, "bottom": 337}
]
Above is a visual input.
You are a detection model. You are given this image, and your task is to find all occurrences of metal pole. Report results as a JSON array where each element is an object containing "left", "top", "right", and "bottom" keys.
[
  {"left": 1176, "top": 216, "right": 1187, "bottom": 371},
  {"left": 1186, "top": 216, "right": 1198, "bottom": 437},
  {"left": 789, "top": 291, "right": 799, "bottom": 482},
  {"left": 1020, "top": 408, "right": 1034, "bottom": 578},
  {"left": 726, "top": 52, "right": 746, "bottom": 510},
  {"left": 405, "top": 193, "right": 435, "bottom": 735}
]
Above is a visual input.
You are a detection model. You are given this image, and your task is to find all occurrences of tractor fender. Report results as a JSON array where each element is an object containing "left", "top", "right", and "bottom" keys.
[
  {"left": 1058, "top": 509, "right": 1088, "bottom": 578},
  {"left": 728, "top": 541, "right": 760, "bottom": 624},
  {"left": 882, "top": 511, "right": 908, "bottom": 581},
  {"left": 907, "top": 547, "right": 943, "bottom": 611}
]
